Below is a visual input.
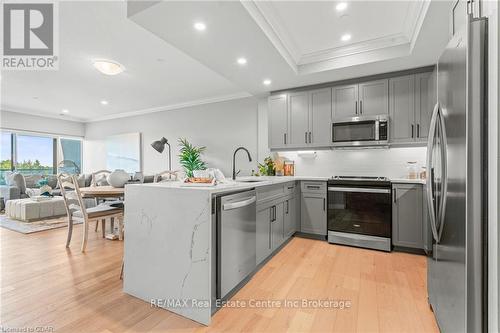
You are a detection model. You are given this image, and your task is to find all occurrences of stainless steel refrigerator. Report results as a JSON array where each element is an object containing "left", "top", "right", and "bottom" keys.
[{"left": 426, "top": 3, "right": 488, "bottom": 333}]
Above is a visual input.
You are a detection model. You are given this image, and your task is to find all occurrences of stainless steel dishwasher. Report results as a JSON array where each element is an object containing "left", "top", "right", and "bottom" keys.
[{"left": 216, "top": 189, "right": 256, "bottom": 299}]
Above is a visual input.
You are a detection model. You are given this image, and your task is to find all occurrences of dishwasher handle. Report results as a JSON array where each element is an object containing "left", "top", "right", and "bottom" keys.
[{"left": 222, "top": 196, "right": 256, "bottom": 211}]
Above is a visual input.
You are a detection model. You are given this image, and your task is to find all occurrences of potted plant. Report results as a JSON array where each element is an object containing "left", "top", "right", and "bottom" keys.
[{"left": 178, "top": 138, "right": 207, "bottom": 178}]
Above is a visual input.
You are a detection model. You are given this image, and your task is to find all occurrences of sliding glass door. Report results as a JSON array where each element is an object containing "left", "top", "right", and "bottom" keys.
[
  {"left": 0, "top": 131, "right": 83, "bottom": 181},
  {"left": 15, "top": 134, "right": 56, "bottom": 176}
]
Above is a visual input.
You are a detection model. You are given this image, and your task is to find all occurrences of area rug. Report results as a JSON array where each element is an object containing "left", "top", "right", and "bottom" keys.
[{"left": 0, "top": 214, "right": 81, "bottom": 234}]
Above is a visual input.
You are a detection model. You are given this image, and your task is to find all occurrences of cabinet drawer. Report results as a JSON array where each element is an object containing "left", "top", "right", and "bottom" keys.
[
  {"left": 284, "top": 182, "right": 297, "bottom": 195},
  {"left": 257, "top": 184, "right": 286, "bottom": 204},
  {"left": 301, "top": 181, "right": 326, "bottom": 193}
]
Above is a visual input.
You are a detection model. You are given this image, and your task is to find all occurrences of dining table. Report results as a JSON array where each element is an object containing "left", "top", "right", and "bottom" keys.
[
  {"left": 79, "top": 185, "right": 125, "bottom": 198},
  {"left": 79, "top": 185, "right": 125, "bottom": 239}
]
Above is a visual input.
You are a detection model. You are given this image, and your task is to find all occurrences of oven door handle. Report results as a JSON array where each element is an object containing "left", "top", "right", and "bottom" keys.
[{"left": 328, "top": 187, "right": 390, "bottom": 194}]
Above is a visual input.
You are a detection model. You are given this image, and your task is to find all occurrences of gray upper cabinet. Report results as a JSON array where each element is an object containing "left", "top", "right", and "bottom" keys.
[
  {"left": 332, "top": 84, "right": 358, "bottom": 119},
  {"left": 392, "top": 183, "right": 424, "bottom": 249},
  {"left": 389, "top": 75, "right": 415, "bottom": 143},
  {"left": 288, "top": 92, "right": 310, "bottom": 147},
  {"left": 358, "top": 79, "right": 389, "bottom": 116},
  {"left": 389, "top": 72, "right": 434, "bottom": 145},
  {"left": 309, "top": 88, "right": 332, "bottom": 146},
  {"left": 415, "top": 71, "right": 435, "bottom": 142},
  {"left": 268, "top": 94, "right": 288, "bottom": 149}
]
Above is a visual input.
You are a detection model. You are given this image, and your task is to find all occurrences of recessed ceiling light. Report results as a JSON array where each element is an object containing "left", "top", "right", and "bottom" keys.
[
  {"left": 92, "top": 59, "right": 125, "bottom": 76},
  {"left": 341, "top": 34, "right": 352, "bottom": 41},
  {"left": 194, "top": 22, "right": 206, "bottom": 31},
  {"left": 237, "top": 57, "right": 247, "bottom": 65},
  {"left": 100, "top": 100, "right": 108, "bottom": 105},
  {"left": 263, "top": 79, "right": 272, "bottom": 86},
  {"left": 61, "top": 109, "right": 69, "bottom": 114},
  {"left": 336, "top": 2, "right": 348, "bottom": 11}
]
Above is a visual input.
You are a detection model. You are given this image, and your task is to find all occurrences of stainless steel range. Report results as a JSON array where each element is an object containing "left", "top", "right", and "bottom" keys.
[{"left": 327, "top": 176, "right": 392, "bottom": 251}]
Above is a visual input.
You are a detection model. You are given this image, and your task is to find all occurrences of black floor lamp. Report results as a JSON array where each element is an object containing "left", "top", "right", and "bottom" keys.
[{"left": 151, "top": 137, "right": 172, "bottom": 172}]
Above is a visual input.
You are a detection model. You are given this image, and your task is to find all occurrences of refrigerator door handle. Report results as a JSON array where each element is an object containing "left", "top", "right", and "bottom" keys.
[
  {"left": 436, "top": 108, "right": 448, "bottom": 242},
  {"left": 426, "top": 102, "right": 440, "bottom": 242}
]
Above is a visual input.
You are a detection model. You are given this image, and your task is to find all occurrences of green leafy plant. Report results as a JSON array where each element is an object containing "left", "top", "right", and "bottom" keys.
[
  {"left": 178, "top": 138, "right": 207, "bottom": 178},
  {"left": 258, "top": 157, "right": 275, "bottom": 176}
]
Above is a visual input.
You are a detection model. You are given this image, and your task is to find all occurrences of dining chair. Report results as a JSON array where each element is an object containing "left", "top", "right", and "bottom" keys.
[
  {"left": 58, "top": 174, "right": 124, "bottom": 252},
  {"left": 91, "top": 169, "right": 114, "bottom": 233},
  {"left": 153, "top": 170, "right": 179, "bottom": 182}
]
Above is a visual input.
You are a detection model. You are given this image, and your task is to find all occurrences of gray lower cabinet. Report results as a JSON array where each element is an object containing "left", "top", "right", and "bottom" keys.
[
  {"left": 284, "top": 196, "right": 296, "bottom": 238},
  {"left": 392, "top": 183, "right": 424, "bottom": 249},
  {"left": 271, "top": 202, "right": 285, "bottom": 251},
  {"left": 300, "top": 181, "right": 327, "bottom": 236},
  {"left": 256, "top": 205, "right": 272, "bottom": 265}
]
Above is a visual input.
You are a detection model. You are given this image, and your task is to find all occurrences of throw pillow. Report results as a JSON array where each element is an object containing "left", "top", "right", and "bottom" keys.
[
  {"left": 95, "top": 174, "right": 109, "bottom": 186},
  {"left": 77, "top": 174, "right": 86, "bottom": 188},
  {"left": 45, "top": 175, "right": 58, "bottom": 189},
  {"left": 24, "top": 174, "right": 43, "bottom": 188},
  {"left": 7, "top": 173, "right": 26, "bottom": 194}
]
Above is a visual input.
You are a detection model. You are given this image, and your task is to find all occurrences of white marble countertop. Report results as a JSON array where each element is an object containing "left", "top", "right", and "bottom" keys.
[{"left": 126, "top": 175, "right": 425, "bottom": 194}]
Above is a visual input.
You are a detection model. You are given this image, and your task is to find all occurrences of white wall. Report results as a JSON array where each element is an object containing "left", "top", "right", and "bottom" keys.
[
  {"left": 84, "top": 97, "right": 259, "bottom": 177},
  {"left": 0, "top": 110, "right": 85, "bottom": 137}
]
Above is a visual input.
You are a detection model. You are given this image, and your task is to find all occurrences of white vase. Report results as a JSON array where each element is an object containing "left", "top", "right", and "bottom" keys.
[{"left": 107, "top": 169, "right": 130, "bottom": 188}]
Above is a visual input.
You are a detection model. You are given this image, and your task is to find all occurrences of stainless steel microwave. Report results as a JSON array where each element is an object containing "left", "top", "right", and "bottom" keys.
[{"left": 331, "top": 115, "right": 389, "bottom": 147}]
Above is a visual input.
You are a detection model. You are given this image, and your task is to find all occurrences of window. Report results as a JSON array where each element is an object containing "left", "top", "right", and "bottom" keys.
[
  {"left": 60, "top": 138, "right": 82, "bottom": 174},
  {"left": 0, "top": 131, "right": 83, "bottom": 181},
  {"left": 15, "top": 134, "right": 55, "bottom": 176},
  {"left": 0, "top": 132, "right": 13, "bottom": 185}
]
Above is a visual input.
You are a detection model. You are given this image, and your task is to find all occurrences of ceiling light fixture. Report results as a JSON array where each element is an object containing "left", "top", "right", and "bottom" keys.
[
  {"left": 336, "top": 2, "right": 348, "bottom": 11},
  {"left": 263, "top": 79, "right": 272, "bottom": 86},
  {"left": 194, "top": 22, "right": 206, "bottom": 31},
  {"left": 61, "top": 109, "right": 69, "bottom": 114},
  {"left": 341, "top": 34, "right": 352, "bottom": 41},
  {"left": 92, "top": 59, "right": 125, "bottom": 76},
  {"left": 237, "top": 57, "right": 247, "bottom": 65},
  {"left": 100, "top": 100, "right": 109, "bottom": 105}
]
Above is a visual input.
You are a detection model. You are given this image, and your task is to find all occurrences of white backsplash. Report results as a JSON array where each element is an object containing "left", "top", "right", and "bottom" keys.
[{"left": 277, "top": 147, "right": 427, "bottom": 179}]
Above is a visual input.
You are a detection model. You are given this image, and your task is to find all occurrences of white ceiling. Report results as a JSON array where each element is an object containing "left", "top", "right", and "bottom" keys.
[
  {"left": 1, "top": 1, "right": 454, "bottom": 122},
  {"left": 1, "top": 1, "right": 248, "bottom": 122}
]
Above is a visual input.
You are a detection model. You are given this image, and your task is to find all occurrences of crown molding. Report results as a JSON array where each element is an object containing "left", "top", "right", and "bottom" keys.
[
  {"left": 242, "top": 0, "right": 430, "bottom": 74},
  {"left": 85, "top": 92, "right": 252, "bottom": 123},
  {"left": 298, "top": 33, "right": 409, "bottom": 65}
]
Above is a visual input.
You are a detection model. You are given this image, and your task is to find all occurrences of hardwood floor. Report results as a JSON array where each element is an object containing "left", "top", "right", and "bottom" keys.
[{"left": 0, "top": 223, "right": 439, "bottom": 332}]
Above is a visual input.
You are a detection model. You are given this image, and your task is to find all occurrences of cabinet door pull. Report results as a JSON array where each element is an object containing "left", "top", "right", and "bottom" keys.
[
  {"left": 417, "top": 124, "right": 420, "bottom": 138},
  {"left": 411, "top": 124, "right": 414, "bottom": 138},
  {"left": 323, "top": 198, "right": 326, "bottom": 211},
  {"left": 286, "top": 200, "right": 289, "bottom": 214},
  {"left": 355, "top": 101, "right": 358, "bottom": 114},
  {"left": 309, "top": 132, "right": 312, "bottom": 144},
  {"left": 305, "top": 132, "right": 308, "bottom": 144},
  {"left": 393, "top": 188, "right": 397, "bottom": 203},
  {"left": 307, "top": 185, "right": 320, "bottom": 190},
  {"left": 273, "top": 206, "right": 276, "bottom": 221},
  {"left": 360, "top": 100, "right": 363, "bottom": 114},
  {"left": 284, "top": 133, "right": 287, "bottom": 144}
]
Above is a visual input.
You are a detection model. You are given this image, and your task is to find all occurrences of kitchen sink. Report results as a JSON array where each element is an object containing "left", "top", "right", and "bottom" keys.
[{"left": 236, "top": 179, "right": 264, "bottom": 183}]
